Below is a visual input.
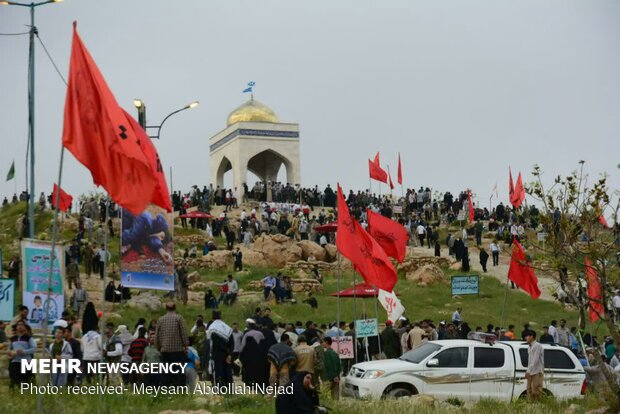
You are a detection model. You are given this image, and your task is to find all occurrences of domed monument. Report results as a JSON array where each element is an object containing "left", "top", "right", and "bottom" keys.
[{"left": 210, "top": 88, "right": 300, "bottom": 201}]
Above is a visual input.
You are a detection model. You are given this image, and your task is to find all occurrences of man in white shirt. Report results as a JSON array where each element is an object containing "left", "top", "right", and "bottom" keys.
[
  {"left": 548, "top": 320, "right": 558, "bottom": 344},
  {"left": 490, "top": 241, "right": 500, "bottom": 266},
  {"left": 452, "top": 307, "right": 462, "bottom": 326},
  {"left": 612, "top": 291, "right": 620, "bottom": 322},
  {"left": 262, "top": 274, "right": 277, "bottom": 301},
  {"left": 225, "top": 274, "right": 239, "bottom": 305},
  {"left": 416, "top": 224, "right": 426, "bottom": 246}
]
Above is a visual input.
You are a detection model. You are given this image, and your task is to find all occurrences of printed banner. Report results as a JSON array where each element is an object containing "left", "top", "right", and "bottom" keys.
[
  {"left": 21, "top": 239, "right": 65, "bottom": 329},
  {"left": 330, "top": 336, "right": 354, "bottom": 359},
  {"left": 121, "top": 204, "right": 174, "bottom": 291},
  {"left": 451, "top": 275, "right": 480, "bottom": 295},
  {"left": 378, "top": 289, "right": 405, "bottom": 323},
  {"left": 355, "top": 318, "right": 378, "bottom": 338},
  {"left": 0, "top": 278, "right": 15, "bottom": 321}
]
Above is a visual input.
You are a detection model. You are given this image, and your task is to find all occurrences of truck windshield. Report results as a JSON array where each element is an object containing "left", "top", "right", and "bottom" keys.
[{"left": 399, "top": 343, "right": 442, "bottom": 363}]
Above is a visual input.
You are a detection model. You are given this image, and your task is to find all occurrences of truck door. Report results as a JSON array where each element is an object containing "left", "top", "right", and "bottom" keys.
[
  {"left": 470, "top": 346, "right": 513, "bottom": 401},
  {"left": 422, "top": 346, "right": 471, "bottom": 401}
]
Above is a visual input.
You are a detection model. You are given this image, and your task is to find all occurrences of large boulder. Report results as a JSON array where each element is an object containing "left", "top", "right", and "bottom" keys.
[
  {"left": 406, "top": 264, "right": 447, "bottom": 285},
  {"left": 239, "top": 247, "right": 268, "bottom": 267},
  {"left": 297, "top": 240, "right": 326, "bottom": 262},
  {"left": 253, "top": 235, "right": 302, "bottom": 267},
  {"left": 187, "top": 271, "right": 201, "bottom": 284},
  {"left": 201, "top": 250, "right": 233, "bottom": 270},
  {"left": 127, "top": 292, "right": 163, "bottom": 311},
  {"left": 189, "top": 282, "right": 209, "bottom": 291},
  {"left": 324, "top": 244, "right": 338, "bottom": 262}
]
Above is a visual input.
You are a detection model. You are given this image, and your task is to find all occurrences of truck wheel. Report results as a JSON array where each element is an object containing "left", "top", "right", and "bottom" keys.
[{"left": 386, "top": 388, "right": 412, "bottom": 398}]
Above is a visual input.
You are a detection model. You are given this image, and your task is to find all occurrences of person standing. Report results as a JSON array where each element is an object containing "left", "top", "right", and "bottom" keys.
[
  {"left": 452, "top": 307, "right": 462, "bottom": 326},
  {"left": 490, "top": 240, "right": 500, "bottom": 266},
  {"left": 548, "top": 320, "right": 559, "bottom": 344},
  {"left": 96, "top": 244, "right": 110, "bottom": 280},
  {"left": 321, "top": 337, "right": 341, "bottom": 399},
  {"left": 70, "top": 281, "right": 88, "bottom": 318},
  {"left": 102, "top": 322, "right": 123, "bottom": 386},
  {"left": 233, "top": 248, "right": 243, "bottom": 272},
  {"left": 207, "top": 310, "right": 234, "bottom": 386},
  {"left": 294, "top": 335, "right": 315, "bottom": 376},
  {"left": 155, "top": 302, "right": 189, "bottom": 386},
  {"left": 82, "top": 242, "right": 93, "bottom": 277},
  {"left": 142, "top": 331, "right": 162, "bottom": 386},
  {"left": 262, "top": 273, "right": 277, "bottom": 301},
  {"left": 407, "top": 322, "right": 425, "bottom": 350},
  {"left": 7, "top": 320, "right": 36, "bottom": 388},
  {"left": 379, "top": 320, "right": 402, "bottom": 359},
  {"left": 267, "top": 333, "right": 297, "bottom": 392},
  {"left": 524, "top": 329, "right": 544, "bottom": 401},
  {"left": 49, "top": 327, "right": 73, "bottom": 386},
  {"left": 479, "top": 248, "right": 489, "bottom": 273},
  {"left": 556, "top": 319, "right": 570, "bottom": 348}
]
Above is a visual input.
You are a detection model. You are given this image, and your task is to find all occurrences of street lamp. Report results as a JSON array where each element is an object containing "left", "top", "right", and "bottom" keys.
[
  {"left": 132, "top": 99, "right": 199, "bottom": 139},
  {"left": 2, "top": 0, "right": 63, "bottom": 238}
]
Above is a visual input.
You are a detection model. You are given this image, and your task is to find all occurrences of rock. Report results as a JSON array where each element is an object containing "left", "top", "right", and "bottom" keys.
[
  {"left": 410, "top": 394, "right": 437, "bottom": 407},
  {"left": 189, "top": 282, "right": 209, "bottom": 291},
  {"left": 105, "top": 312, "right": 122, "bottom": 320},
  {"left": 127, "top": 292, "right": 163, "bottom": 311},
  {"left": 239, "top": 247, "right": 267, "bottom": 267},
  {"left": 585, "top": 408, "right": 609, "bottom": 414},
  {"left": 324, "top": 244, "right": 337, "bottom": 262},
  {"left": 296, "top": 269, "right": 311, "bottom": 279},
  {"left": 449, "top": 262, "right": 462, "bottom": 270},
  {"left": 253, "top": 235, "right": 302, "bottom": 267},
  {"left": 187, "top": 271, "right": 200, "bottom": 283},
  {"left": 406, "top": 264, "right": 446, "bottom": 284},
  {"left": 297, "top": 240, "right": 326, "bottom": 262},
  {"left": 564, "top": 404, "right": 580, "bottom": 414},
  {"left": 201, "top": 250, "right": 233, "bottom": 270}
]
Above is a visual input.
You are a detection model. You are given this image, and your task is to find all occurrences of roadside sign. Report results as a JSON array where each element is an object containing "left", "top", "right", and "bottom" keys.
[
  {"left": 451, "top": 275, "right": 480, "bottom": 296},
  {"left": 355, "top": 318, "right": 378, "bottom": 338}
]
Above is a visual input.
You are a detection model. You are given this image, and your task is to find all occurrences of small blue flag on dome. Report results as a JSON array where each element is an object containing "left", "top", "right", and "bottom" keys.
[{"left": 243, "top": 81, "right": 255, "bottom": 93}]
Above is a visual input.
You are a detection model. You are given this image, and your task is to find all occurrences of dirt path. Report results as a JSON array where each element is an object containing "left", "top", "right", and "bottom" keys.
[{"left": 408, "top": 243, "right": 557, "bottom": 302}]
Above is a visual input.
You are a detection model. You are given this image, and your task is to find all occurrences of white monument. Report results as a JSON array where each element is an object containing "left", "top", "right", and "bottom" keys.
[{"left": 209, "top": 97, "right": 300, "bottom": 201}]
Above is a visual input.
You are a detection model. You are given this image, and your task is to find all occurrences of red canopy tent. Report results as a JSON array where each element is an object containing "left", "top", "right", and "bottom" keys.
[
  {"left": 315, "top": 222, "right": 337, "bottom": 233},
  {"left": 179, "top": 211, "right": 213, "bottom": 219},
  {"left": 328, "top": 282, "right": 398, "bottom": 298}
]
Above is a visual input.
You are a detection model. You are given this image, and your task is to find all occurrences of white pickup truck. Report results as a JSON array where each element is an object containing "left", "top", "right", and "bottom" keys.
[{"left": 345, "top": 337, "right": 586, "bottom": 401}]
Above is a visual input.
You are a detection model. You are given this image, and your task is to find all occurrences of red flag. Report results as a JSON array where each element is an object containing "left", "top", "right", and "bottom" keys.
[
  {"left": 599, "top": 214, "right": 609, "bottom": 228},
  {"left": 62, "top": 23, "right": 156, "bottom": 215},
  {"left": 508, "top": 238, "right": 541, "bottom": 299},
  {"left": 511, "top": 173, "right": 525, "bottom": 209},
  {"left": 585, "top": 258, "right": 604, "bottom": 322},
  {"left": 467, "top": 191, "right": 475, "bottom": 223},
  {"left": 122, "top": 110, "right": 172, "bottom": 212},
  {"left": 368, "top": 152, "right": 388, "bottom": 183},
  {"left": 397, "top": 153, "right": 402, "bottom": 185},
  {"left": 366, "top": 209, "right": 409, "bottom": 263},
  {"left": 52, "top": 184, "right": 73, "bottom": 212},
  {"left": 388, "top": 171, "right": 395, "bottom": 190},
  {"left": 336, "top": 184, "right": 398, "bottom": 292}
]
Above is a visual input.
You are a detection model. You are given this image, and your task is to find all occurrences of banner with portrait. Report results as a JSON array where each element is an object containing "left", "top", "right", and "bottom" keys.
[
  {"left": 21, "top": 239, "right": 65, "bottom": 329},
  {"left": 120, "top": 204, "right": 174, "bottom": 291}
]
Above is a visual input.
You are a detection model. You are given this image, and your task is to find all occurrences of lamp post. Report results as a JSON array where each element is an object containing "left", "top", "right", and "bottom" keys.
[
  {"left": 1, "top": 0, "right": 63, "bottom": 238},
  {"left": 133, "top": 99, "right": 199, "bottom": 139}
]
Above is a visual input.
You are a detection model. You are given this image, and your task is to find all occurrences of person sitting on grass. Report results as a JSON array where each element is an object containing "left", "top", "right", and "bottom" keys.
[{"left": 303, "top": 293, "right": 318, "bottom": 309}]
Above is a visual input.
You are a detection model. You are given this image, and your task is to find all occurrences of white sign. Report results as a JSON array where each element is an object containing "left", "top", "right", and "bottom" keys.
[{"left": 378, "top": 289, "right": 405, "bottom": 323}]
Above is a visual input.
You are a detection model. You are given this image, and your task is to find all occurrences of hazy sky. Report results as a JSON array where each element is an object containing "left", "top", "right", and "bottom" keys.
[{"left": 1, "top": 0, "right": 619, "bottom": 208}]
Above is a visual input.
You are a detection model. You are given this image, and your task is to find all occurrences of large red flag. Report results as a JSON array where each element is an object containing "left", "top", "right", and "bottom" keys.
[
  {"left": 366, "top": 209, "right": 409, "bottom": 263},
  {"left": 368, "top": 152, "right": 388, "bottom": 183},
  {"left": 508, "top": 238, "right": 541, "bottom": 299},
  {"left": 122, "top": 110, "right": 172, "bottom": 212},
  {"left": 62, "top": 23, "right": 156, "bottom": 215},
  {"left": 336, "top": 185, "right": 397, "bottom": 292},
  {"left": 467, "top": 191, "right": 475, "bottom": 223},
  {"left": 511, "top": 173, "right": 525, "bottom": 209},
  {"left": 397, "top": 153, "right": 402, "bottom": 185},
  {"left": 52, "top": 184, "right": 73, "bottom": 212},
  {"left": 585, "top": 258, "right": 604, "bottom": 322}
]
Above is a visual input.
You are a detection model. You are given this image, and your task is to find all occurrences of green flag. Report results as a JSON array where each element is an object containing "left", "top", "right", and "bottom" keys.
[{"left": 6, "top": 160, "right": 14, "bottom": 181}]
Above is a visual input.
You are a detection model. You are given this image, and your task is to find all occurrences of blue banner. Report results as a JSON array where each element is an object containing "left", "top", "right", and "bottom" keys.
[
  {"left": 0, "top": 278, "right": 15, "bottom": 321},
  {"left": 451, "top": 275, "right": 480, "bottom": 296}
]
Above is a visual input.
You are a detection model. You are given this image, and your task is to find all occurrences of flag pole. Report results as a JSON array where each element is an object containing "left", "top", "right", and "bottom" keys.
[
  {"left": 336, "top": 252, "right": 342, "bottom": 400},
  {"left": 387, "top": 165, "right": 393, "bottom": 199},
  {"left": 99, "top": 197, "right": 110, "bottom": 388},
  {"left": 374, "top": 288, "right": 382, "bottom": 357},
  {"left": 500, "top": 274, "right": 510, "bottom": 330},
  {"left": 39, "top": 145, "right": 65, "bottom": 414}
]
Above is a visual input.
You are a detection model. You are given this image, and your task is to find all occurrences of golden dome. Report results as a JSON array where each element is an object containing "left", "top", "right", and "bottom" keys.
[{"left": 227, "top": 99, "right": 279, "bottom": 126}]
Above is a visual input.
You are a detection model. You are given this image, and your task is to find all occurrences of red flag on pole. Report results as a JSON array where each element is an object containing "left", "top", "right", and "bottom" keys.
[
  {"left": 366, "top": 209, "right": 409, "bottom": 263},
  {"left": 508, "top": 238, "right": 541, "bottom": 299},
  {"left": 336, "top": 184, "right": 397, "bottom": 292},
  {"left": 598, "top": 214, "right": 609, "bottom": 228},
  {"left": 397, "top": 153, "right": 402, "bottom": 185},
  {"left": 467, "top": 191, "right": 475, "bottom": 223},
  {"left": 368, "top": 152, "right": 388, "bottom": 183},
  {"left": 122, "top": 110, "right": 172, "bottom": 212},
  {"left": 62, "top": 23, "right": 156, "bottom": 215},
  {"left": 52, "top": 184, "right": 73, "bottom": 212},
  {"left": 388, "top": 171, "right": 395, "bottom": 190},
  {"left": 585, "top": 258, "right": 604, "bottom": 322},
  {"left": 510, "top": 173, "right": 525, "bottom": 209}
]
